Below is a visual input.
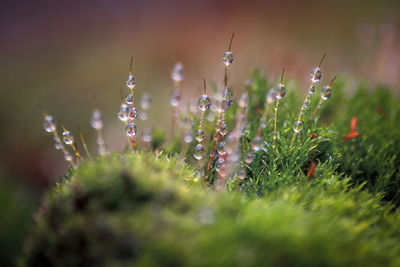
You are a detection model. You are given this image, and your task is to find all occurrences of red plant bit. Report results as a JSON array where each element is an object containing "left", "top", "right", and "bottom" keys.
[
  {"left": 205, "top": 131, "right": 220, "bottom": 182},
  {"left": 350, "top": 117, "right": 357, "bottom": 132},
  {"left": 307, "top": 161, "right": 317, "bottom": 181},
  {"left": 344, "top": 117, "right": 359, "bottom": 141},
  {"left": 310, "top": 133, "right": 317, "bottom": 139}
]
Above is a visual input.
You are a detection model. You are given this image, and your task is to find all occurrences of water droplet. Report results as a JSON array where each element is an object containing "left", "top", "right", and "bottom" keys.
[
  {"left": 184, "top": 131, "right": 193, "bottom": 143},
  {"left": 238, "top": 92, "right": 248, "bottom": 108},
  {"left": 266, "top": 89, "right": 277, "bottom": 104},
  {"left": 310, "top": 67, "right": 322, "bottom": 83},
  {"left": 125, "top": 123, "right": 137, "bottom": 137},
  {"left": 309, "top": 84, "right": 315, "bottom": 94},
  {"left": 222, "top": 51, "right": 234, "bottom": 66},
  {"left": 196, "top": 129, "right": 205, "bottom": 142},
  {"left": 321, "top": 85, "right": 332, "bottom": 100},
  {"left": 222, "top": 87, "right": 233, "bottom": 108},
  {"left": 171, "top": 62, "right": 184, "bottom": 82},
  {"left": 293, "top": 121, "right": 303, "bottom": 133},
  {"left": 98, "top": 146, "right": 107, "bottom": 156},
  {"left": 126, "top": 74, "right": 136, "bottom": 89},
  {"left": 207, "top": 112, "right": 214, "bottom": 122},
  {"left": 198, "top": 95, "right": 211, "bottom": 111},
  {"left": 170, "top": 90, "right": 180, "bottom": 107},
  {"left": 193, "top": 144, "right": 205, "bottom": 160},
  {"left": 217, "top": 142, "right": 227, "bottom": 156},
  {"left": 62, "top": 131, "right": 74, "bottom": 145},
  {"left": 118, "top": 104, "right": 129, "bottom": 121},
  {"left": 64, "top": 151, "right": 73, "bottom": 162},
  {"left": 139, "top": 111, "right": 148, "bottom": 121},
  {"left": 91, "top": 109, "right": 104, "bottom": 130},
  {"left": 129, "top": 107, "right": 138, "bottom": 119},
  {"left": 142, "top": 128, "right": 152, "bottom": 143},
  {"left": 125, "top": 93, "right": 134, "bottom": 105},
  {"left": 141, "top": 93, "right": 151, "bottom": 110},
  {"left": 43, "top": 115, "right": 56, "bottom": 132},
  {"left": 218, "top": 124, "right": 228, "bottom": 136},
  {"left": 253, "top": 136, "right": 262, "bottom": 151},
  {"left": 54, "top": 141, "right": 62, "bottom": 150},
  {"left": 276, "top": 84, "right": 286, "bottom": 99}
]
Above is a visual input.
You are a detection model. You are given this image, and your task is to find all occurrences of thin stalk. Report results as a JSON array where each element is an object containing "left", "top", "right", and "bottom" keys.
[{"left": 77, "top": 124, "right": 92, "bottom": 160}]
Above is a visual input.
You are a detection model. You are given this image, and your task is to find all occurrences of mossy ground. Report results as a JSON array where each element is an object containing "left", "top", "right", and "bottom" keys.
[{"left": 21, "top": 72, "right": 400, "bottom": 266}]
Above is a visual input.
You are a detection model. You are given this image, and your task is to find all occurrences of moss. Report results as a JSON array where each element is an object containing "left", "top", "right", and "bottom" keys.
[{"left": 20, "top": 152, "right": 400, "bottom": 266}]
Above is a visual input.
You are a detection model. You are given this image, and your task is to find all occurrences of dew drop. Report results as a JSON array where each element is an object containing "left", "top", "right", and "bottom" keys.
[
  {"left": 43, "top": 115, "right": 56, "bottom": 132},
  {"left": 141, "top": 93, "right": 151, "bottom": 110},
  {"left": 198, "top": 95, "right": 211, "bottom": 111},
  {"left": 118, "top": 104, "right": 129, "bottom": 121},
  {"left": 125, "top": 93, "right": 134, "bottom": 105},
  {"left": 171, "top": 62, "right": 184, "bottom": 82},
  {"left": 321, "top": 85, "right": 332, "bottom": 100},
  {"left": 293, "top": 121, "right": 303, "bottom": 133},
  {"left": 64, "top": 151, "right": 73, "bottom": 162},
  {"left": 126, "top": 74, "right": 136, "bottom": 89},
  {"left": 125, "top": 123, "right": 137, "bottom": 137},
  {"left": 184, "top": 131, "right": 193, "bottom": 143},
  {"left": 238, "top": 92, "right": 248, "bottom": 108},
  {"left": 266, "top": 89, "right": 277, "bottom": 104},
  {"left": 275, "top": 84, "right": 286, "bottom": 99},
  {"left": 170, "top": 90, "right": 180, "bottom": 107},
  {"left": 310, "top": 67, "right": 322, "bottom": 83},
  {"left": 62, "top": 131, "right": 74, "bottom": 145},
  {"left": 222, "top": 51, "right": 234, "bottom": 66},
  {"left": 193, "top": 144, "right": 205, "bottom": 160},
  {"left": 91, "top": 109, "right": 104, "bottom": 130},
  {"left": 196, "top": 129, "right": 205, "bottom": 142}
]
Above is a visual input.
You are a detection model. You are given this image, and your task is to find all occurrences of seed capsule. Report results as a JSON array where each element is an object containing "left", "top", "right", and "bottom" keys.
[
  {"left": 293, "top": 120, "right": 303, "bottom": 133},
  {"left": 275, "top": 83, "right": 286, "bottom": 100},
  {"left": 171, "top": 62, "right": 184, "bottom": 82},
  {"left": 222, "top": 51, "right": 234, "bottom": 66},
  {"left": 170, "top": 90, "right": 180, "bottom": 107},
  {"left": 43, "top": 115, "right": 56, "bottom": 132},
  {"left": 118, "top": 104, "right": 129, "bottom": 121},
  {"left": 91, "top": 109, "right": 104, "bottom": 130},
  {"left": 310, "top": 67, "right": 322, "bottom": 83},
  {"left": 125, "top": 123, "right": 137, "bottom": 137},
  {"left": 321, "top": 85, "right": 332, "bottom": 100},
  {"left": 62, "top": 131, "right": 74, "bottom": 145},
  {"left": 193, "top": 144, "right": 205, "bottom": 160},
  {"left": 126, "top": 74, "right": 136, "bottom": 89},
  {"left": 125, "top": 93, "right": 134, "bottom": 105},
  {"left": 198, "top": 95, "right": 211, "bottom": 111}
]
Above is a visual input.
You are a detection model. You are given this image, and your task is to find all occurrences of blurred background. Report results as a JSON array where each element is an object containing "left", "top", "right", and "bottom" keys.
[{"left": 0, "top": 0, "right": 399, "bottom": 265}]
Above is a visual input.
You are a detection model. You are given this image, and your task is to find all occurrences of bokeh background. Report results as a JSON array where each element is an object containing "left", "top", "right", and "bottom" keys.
[{"left": 0, "top": 0, "right": 399, "bottom": 265}]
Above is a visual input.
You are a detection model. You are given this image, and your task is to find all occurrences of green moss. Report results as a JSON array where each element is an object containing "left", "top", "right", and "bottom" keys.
[
  {"left": 22, "top": 72, "right": 400, "bottom": 266},
  {"left": 20, "top": 152, "right": 400, "bottom": 266}
]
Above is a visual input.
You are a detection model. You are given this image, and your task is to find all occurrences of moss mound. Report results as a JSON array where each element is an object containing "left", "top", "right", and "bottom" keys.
[{"left": 20, "top": 153, "right": 400, "bottom": 267}]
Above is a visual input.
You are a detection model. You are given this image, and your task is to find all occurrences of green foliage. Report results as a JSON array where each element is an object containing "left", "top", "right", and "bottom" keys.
[
  {"left": 20, "top": 153, "right": 400, "bottom": 266},
  {"left": 22, "top": 72, "right": 400, "bottom": 266}
]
